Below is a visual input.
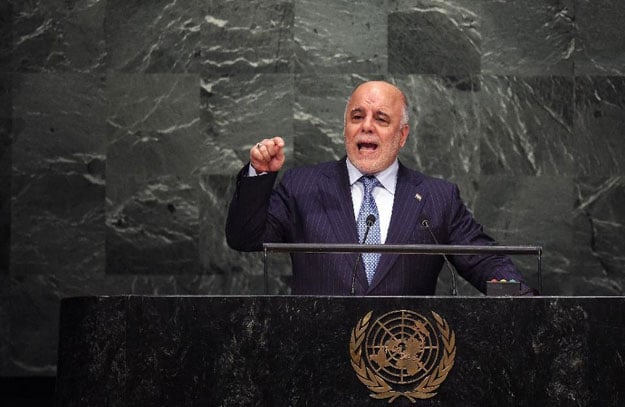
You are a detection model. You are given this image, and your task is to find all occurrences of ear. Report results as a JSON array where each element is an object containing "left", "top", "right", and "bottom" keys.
[{"left": 398, "top": 124, "right": 409, "bottom": 148}]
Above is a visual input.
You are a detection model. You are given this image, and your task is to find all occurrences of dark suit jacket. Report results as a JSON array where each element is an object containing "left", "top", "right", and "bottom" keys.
[{"left": 226, "top": 158, "right": 525, "bottom": 295}]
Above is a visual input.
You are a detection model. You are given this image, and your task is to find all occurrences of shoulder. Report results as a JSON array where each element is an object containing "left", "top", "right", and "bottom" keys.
[{"left": 398, "top": 162, "right": 457, "bottom": 193}]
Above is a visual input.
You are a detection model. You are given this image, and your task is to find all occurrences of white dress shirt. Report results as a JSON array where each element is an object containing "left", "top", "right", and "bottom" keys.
[{"left": 346, "top": 158, "right": 398, "bottom": 244}]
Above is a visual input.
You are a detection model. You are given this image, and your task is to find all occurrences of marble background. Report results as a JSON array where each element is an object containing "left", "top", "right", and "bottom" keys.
[{"left": 0, "top": 0, "right": 624, "bottom": 378}]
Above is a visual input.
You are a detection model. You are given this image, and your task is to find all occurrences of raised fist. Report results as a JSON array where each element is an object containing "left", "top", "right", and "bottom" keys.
[{"left": 250, "top": 136, "right": 285, "bottom": 173}]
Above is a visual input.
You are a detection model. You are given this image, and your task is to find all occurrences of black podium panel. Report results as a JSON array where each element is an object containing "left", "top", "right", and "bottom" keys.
[{"left": 55, "top": 296, "right": 625, "bottom": 406}]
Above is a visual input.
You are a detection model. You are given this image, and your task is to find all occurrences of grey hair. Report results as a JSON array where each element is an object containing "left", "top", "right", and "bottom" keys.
[{"left": 399, "top": 102, "right": 409, "bottom": 126}]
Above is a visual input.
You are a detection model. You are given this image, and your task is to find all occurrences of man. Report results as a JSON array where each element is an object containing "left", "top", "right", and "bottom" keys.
[{"left": 226, "top": 80, "right": 528, "bottom": 295}]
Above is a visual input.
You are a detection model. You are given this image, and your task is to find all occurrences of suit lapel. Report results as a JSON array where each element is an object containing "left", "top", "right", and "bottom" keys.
[
  {"left": 367, "top": 163, "right": 426, "bottom": 293},
  {"left": 318, "top": 158, "right": 359, "bottom": 244},
  {"left": 318, "top": 159, "right": 370, "bottom": 291}
]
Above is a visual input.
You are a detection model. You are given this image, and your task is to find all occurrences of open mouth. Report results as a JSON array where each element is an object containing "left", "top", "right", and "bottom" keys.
[{"left": 357, "top": 142, "right": 378, "bottom": 152}]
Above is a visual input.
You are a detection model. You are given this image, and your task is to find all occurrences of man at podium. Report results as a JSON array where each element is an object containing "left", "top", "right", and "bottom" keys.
[{"left": 226, "top": 80, "right": 529, "bottom": 295}]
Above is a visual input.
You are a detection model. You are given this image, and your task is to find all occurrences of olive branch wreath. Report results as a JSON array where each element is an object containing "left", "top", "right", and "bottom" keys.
[{"left": 349, "top": 311, "right": 456, "bottom": 403}]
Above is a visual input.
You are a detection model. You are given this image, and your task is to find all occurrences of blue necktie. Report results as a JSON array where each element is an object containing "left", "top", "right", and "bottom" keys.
[{"left": 357, "top": 176, "right": 381, "bottom": 284}]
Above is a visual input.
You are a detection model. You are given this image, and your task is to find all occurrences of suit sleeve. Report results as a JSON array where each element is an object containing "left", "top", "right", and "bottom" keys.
[
  {"left": 445, "top": 184, "right": 531, "bottom": 294},
  {"left": 225, "top": 164, "right": 279, "bottom": 251}
]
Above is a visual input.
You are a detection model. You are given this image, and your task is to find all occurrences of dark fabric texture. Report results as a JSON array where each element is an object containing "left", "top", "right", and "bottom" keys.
[{"left": 226, "top": 158, "right": 526, "bottom": 295}]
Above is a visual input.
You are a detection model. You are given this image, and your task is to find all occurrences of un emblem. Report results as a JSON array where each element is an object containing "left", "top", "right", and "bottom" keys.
[{"left": 349, "top": 310, "right": 456, "bottom": 403}]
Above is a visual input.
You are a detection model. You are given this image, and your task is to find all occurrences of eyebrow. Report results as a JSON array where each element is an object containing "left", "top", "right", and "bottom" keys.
[
  {"left": 349, "top": 107, "right": 392, "bottom": 118},
  {"left": 350, "top": 107, "right": 364, "bottom": 116},
  {"left": 375, "top": 110, "right": 390, "bottom": 119}
]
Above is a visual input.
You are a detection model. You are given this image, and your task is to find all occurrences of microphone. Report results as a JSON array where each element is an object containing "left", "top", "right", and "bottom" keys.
[
  {"left": 350, "top": 214, "right": 377, "bottom": 295},
  {"left": 365, "top": 215, "right": 376, "bottom": 235},
  {"left": 421, "top": 218, "right": 458, "bottom": 296}
]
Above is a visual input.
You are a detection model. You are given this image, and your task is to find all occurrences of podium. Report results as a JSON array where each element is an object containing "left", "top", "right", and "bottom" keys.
[{"left": 55, "top": 296, "right": 625, "bottom": 406}]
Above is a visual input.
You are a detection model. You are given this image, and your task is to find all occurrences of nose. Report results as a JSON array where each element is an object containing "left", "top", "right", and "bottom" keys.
[{"left": 361, "top": 115, "right": 374, "bottom": 133}]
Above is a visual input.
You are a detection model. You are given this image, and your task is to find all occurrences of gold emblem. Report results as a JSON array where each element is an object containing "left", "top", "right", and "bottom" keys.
[{"left": 349, "top": 310, "right": 456, "bottom": 403}]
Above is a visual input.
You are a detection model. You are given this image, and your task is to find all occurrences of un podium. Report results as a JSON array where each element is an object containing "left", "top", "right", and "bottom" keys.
[{"left": 55, "top": 296, "right": 625, "bottom": 406}]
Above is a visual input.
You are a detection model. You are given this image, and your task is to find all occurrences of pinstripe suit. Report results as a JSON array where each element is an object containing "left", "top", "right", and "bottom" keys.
[{"left": 226, "top": 157, "right": 524, "bottom": 295}]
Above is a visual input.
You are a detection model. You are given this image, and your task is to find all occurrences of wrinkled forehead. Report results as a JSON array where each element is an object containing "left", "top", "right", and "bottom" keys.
[{"left": 347, "top": 82, "right": 405, "bottom": 113}]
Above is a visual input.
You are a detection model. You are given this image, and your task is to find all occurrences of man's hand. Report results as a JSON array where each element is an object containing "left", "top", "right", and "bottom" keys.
[{"left": 250, "top": 137, "right": 285, "bottom": 173}]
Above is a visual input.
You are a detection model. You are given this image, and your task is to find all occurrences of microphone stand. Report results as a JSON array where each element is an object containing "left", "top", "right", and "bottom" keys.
[
  {"left": 350, "top": 215, "right": 376, "bottom": 295},
  {"left": 422, "top": 219, "right": 458, "bottom": 296}
]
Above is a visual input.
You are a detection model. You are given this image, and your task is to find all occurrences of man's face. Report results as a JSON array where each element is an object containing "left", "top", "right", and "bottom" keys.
[{"left": 344, "top": 81, "right": 409, "bottom": 175}]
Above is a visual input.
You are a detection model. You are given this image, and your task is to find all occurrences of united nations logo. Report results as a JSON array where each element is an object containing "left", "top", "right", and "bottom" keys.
[{"left": 349, "top": 310, "right": 456, "bottom": 403}]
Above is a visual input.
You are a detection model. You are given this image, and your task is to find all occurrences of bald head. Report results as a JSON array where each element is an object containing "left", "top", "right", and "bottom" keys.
[
  {"left": 343, "top": 80, "right": 411, "bottom": 174},
  {"left": 345, "top": 81, "right": 409, "bottom": 127}
]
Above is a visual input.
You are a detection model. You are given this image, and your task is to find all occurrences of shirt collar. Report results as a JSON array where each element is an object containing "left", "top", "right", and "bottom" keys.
[{"left": 346, "top": 158, "right": 398, "bottom": 195}]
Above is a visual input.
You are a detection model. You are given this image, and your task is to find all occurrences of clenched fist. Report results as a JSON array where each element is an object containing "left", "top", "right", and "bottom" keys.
[{"left": 250, "top": 137, "right": 285, "bottom": 173}]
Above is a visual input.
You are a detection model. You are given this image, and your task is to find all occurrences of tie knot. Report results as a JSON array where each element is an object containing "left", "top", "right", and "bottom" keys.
[{"left": 359, "top": 176, "right": 380, "bottom": 193}]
